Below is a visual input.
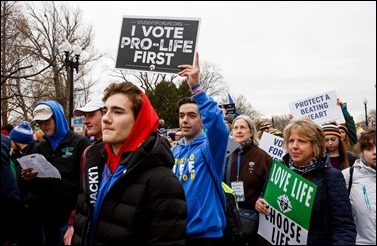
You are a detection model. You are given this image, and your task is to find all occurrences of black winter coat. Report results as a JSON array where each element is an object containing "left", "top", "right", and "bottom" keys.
[
  {"left": 24, "top": 131, "right": 89, "bottom": 224},
  {"left": 281, "top": 154, "right": 356, "bottom": 245},
  {"left": 72, "top": 132, "right": 187, "bottom": 245}
]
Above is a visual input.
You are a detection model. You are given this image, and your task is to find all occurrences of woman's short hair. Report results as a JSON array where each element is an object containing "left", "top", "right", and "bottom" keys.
[
  {"left": 283, "top": 117, "right": 326, "bottom": 158},
  {"left": 233, "top": 114, "right": 259, "bottom": 146}
]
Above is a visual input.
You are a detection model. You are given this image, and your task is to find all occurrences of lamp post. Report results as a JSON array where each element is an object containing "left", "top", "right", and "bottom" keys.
[
  {"left": 363, "top": 98, "right": 368, "bottom": 127},
  {"left": 62, "top": 40, "right": 82, "bottom": 127}
]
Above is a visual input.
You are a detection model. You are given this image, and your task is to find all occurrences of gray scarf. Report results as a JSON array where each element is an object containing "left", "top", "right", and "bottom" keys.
[{"left": 288, "top": 157, "right": 318, "bottom": 175}]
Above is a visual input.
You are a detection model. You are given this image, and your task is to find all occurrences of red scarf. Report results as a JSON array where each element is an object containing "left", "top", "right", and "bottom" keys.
[{"left": 105, "top": 92, "right": 159, "bottom": 173}]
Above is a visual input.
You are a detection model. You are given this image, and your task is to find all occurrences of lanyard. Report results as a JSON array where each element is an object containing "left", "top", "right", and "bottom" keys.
[{"left": 236, "top": 148, "right": 243, "bottom": 181}]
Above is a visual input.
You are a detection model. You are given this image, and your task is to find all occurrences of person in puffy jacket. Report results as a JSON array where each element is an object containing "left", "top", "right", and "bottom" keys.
[
  {"left": 71, "top": 81, "right": 187, "bottom": 245},
  {"left": 342, "top": 128, "right": 376, "bottom": 245}
]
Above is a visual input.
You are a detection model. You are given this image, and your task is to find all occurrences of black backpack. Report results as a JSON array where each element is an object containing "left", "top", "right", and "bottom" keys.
[{"left": 222, "top": 182, "right": 244, "bottom": 245}]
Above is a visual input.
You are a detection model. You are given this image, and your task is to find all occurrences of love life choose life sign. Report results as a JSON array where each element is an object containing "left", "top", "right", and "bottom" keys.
[
  {"left": 258, "top": 160, "right": 317, "bottom": 245},
  {"left": 116, "top": 16, "right": 200, "bottom": 74}
]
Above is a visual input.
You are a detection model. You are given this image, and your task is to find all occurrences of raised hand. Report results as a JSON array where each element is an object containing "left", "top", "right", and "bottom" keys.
[{"left": 178, "top": 52, "right": 200, "bottom": 87}]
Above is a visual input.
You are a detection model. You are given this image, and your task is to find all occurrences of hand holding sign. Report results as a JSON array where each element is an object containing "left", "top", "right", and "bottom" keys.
[{"left": 178, "top": 52, "right": 200, "bottom": 87}]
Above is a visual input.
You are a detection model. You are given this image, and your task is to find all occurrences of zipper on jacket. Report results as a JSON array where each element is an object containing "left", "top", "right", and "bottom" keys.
[{"left": 362, "top": 185, "right": 372, "bottom": 210}]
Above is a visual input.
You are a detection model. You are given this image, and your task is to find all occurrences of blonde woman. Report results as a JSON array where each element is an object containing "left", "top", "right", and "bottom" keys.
[{"left": 256, "top": 117, "right": 356, "bottom": 245}]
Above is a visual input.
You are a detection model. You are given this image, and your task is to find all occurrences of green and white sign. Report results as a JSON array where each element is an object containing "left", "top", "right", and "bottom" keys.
[{"left": 258, "top": 160, "right": 317, "bottom": 245}]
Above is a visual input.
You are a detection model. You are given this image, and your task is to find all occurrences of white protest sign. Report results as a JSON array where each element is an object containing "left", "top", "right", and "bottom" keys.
[
  {"left": 116, "top": 16, "right": 200, "bottom": 74},
  {"left": 289, "top": 90, "right": 345, "bottom": 125},
  {"left": 259, "top": 132, "right": 286, "bottom": 161}
]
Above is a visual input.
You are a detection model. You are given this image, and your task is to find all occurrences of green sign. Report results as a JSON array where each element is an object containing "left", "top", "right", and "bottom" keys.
[
  {"left": 265, "top": 160, "right": 317, "bottom": 228},
  {"left": 258, "top": 160, "right": 317, "bottom": 245}
]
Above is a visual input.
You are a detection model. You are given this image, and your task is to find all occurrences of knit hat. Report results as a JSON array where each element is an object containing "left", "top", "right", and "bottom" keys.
[
  {"left": 269, "top": 128, "right": 283, "bottom": 137},
  {"left": 224, "top": 114, "right": 235, "bottom": 124},
  {"left": 338, "top": 124, "right": 348, "bottom": 134},
  {"left": 9, "top": 121, "right": 34, "bottom": 144},
  {"left": 259, "top": 122, "right": 272, "bottom": 131},
  {"left": 32, "top": 104, "right": 53, "bottom": 122},
  {"left": 321, "top": 123, "right": 341, "bottom": 138}
]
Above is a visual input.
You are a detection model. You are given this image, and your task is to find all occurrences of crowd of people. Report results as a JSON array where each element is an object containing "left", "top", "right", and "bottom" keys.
[{"left": 1, "top": 52, "right": 375, "bottom": 245}]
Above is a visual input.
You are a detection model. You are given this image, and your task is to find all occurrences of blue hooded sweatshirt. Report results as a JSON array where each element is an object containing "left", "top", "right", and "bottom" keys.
[
  {"left": 172, "top": 90, "right": 229, "bottom": 239},
  {"left": 35, "top": 100, "right": 70, "bottom": 150}
]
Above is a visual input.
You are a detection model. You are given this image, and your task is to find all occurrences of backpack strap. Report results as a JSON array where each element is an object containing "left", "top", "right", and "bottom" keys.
[
  {"left": 348, "top": 166, "right": 354, "bottom": 195},
  {"left": 225, "top": 155, "right": 232, "bottom": 186},
  {"left": 80, "top": 144, "right": 92, "bottom": 184},
  {"left": 201, "top": 149, "right": 226, "bottom": 213}
]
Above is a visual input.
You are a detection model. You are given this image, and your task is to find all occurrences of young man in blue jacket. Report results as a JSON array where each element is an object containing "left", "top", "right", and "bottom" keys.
[{"left": 172, "top": 52, "right": 229, "bottom": 245}]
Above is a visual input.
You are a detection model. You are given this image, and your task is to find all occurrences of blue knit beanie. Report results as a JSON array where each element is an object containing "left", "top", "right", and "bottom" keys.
[{"left": 9, "top": 121, "right": 34, "bottom": 144}]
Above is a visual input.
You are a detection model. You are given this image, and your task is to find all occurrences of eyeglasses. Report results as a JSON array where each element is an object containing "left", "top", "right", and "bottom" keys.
[
  {"left": 36, "top": 117, "right": 53, "bottom": 126},
  {"left": 233, "top": 126, "right": 250, "bottom": 132}
]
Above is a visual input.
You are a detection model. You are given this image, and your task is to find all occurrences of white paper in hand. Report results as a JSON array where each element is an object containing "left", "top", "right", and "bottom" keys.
[{"left": 17, "top": 153, "right": 61, "bottom": 179}]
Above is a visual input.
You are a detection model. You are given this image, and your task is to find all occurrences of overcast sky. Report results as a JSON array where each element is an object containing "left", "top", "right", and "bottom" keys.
[{"left": 71, "top": 1, "right": 376, "bottom": 122}]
